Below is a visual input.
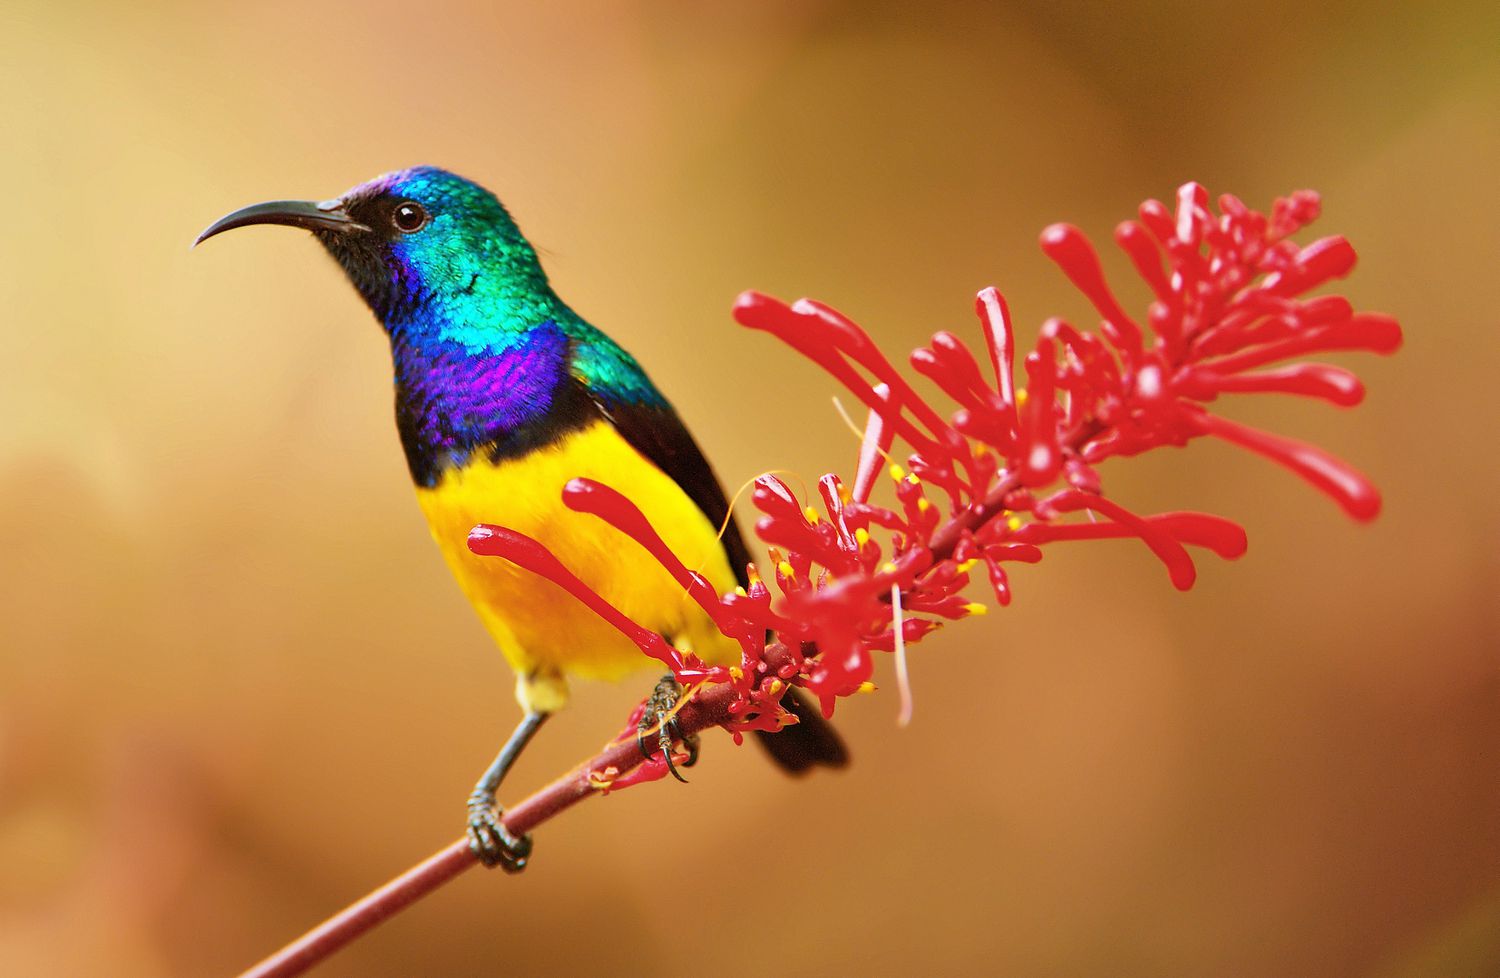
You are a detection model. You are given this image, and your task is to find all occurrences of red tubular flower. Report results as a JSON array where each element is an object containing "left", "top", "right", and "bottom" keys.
[
  {"left": 465, "top": 523, "right": 687, "bottom": 674},
  {"left": 465, "top": 183, "right": 1398, "bottom": 759}
]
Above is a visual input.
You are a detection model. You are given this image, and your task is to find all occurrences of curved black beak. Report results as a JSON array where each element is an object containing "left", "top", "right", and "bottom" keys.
[{"left": 194, "top": 199, "right": 370, "bottom": 247}]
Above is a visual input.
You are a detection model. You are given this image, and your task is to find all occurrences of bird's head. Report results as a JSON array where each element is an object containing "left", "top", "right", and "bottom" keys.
[{"left": 196, "top": 166, "right": 551, "bottom": 326}]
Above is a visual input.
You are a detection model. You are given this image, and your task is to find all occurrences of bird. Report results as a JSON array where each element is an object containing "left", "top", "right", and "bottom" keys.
[{"left": 196, "top": 166, "right": 847, "bottom": 871}]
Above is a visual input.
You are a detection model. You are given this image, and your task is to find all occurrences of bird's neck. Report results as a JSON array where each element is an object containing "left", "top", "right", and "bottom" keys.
[{"left": 387, "top": 292, "right": 593, "bottom": 488}]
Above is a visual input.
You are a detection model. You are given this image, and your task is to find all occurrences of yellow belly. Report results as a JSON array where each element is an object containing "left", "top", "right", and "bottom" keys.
[{"left": 415, "top": 419, "right": 741, "bottom": 713}]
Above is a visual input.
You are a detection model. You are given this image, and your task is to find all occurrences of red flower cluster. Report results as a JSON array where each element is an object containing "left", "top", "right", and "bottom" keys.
[{"left": 469, "top": 184, "right": 1401, "bottom": 770}]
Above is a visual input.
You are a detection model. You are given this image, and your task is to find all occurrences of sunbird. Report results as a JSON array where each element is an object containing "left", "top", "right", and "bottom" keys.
[{"left": 197, "top": 167, "right": 846, "bottom": 871}]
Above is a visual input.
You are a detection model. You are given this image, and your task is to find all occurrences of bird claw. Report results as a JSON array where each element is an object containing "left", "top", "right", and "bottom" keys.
[
  {"left": 466, "top": 793, "right": 532, "bottom": 873},
  {"left": 636, "top": 674, "right": 699, "bottom": 783}
]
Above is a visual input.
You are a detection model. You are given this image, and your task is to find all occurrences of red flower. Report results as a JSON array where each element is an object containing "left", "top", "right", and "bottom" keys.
[{"left": 469, "top": 183, "right": 1401, "bottom": 753}]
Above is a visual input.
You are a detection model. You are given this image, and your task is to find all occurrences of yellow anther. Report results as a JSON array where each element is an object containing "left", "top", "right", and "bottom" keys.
[
  {"left": 958, "top": 558, "right": 978, "bottom": 573},
  {"left": 804, "top": 505, "right": 821, "bottom": 524},
  {"left": 733, "top": 585, "right": 748, "bottom": 597},
  {"left": 767, "top": 678, "right": 784, "bottom": 696},
  {"left": 888, "top": 463, "right": 905, "bottom": 480},
  {"left": 854, "top": 527, "right": 871, "bottom": 546},
  {"left": 1006, "top": 515, "right": 1023, "bottom": 531},
  {"left": 777, "top": 560, "right": 795, "bottom": 579},
  {"left": 916, "top": 497, "right": 931, "bottom": 513},
  {"left": 963, "top": 602, "right": 988, "bottom": 616},
  {"left": 1016, "top": 387, "right": 1029, "bottom": 406},
  {"left": 880, "top": 561, "right": 899, "bottom": 575},
  {"left": 856, "top": 681, "right": 878, "bottom": 694},
  {"left": 728, "top": 665, "right": 743, "bottom": 680},
  {"left": 905, "top": 473, "right": 921, "bottom": 485},
  {"left": 973, "top": 443, "right": 989, "bottom": 457}
]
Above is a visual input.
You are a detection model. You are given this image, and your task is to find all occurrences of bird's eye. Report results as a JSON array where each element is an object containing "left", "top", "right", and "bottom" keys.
[{"left": 392, "top": 201, "right": 428, "bottom": 233}]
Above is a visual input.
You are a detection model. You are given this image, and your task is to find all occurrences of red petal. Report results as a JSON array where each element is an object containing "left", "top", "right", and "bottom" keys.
[{"left": 1198, "top": 414, "right": 1382, "bottom": 520}]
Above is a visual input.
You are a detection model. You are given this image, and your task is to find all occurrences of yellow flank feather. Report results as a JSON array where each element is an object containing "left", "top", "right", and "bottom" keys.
[{"left": 415, "top": 419, "right": 742, "bottom": 713}]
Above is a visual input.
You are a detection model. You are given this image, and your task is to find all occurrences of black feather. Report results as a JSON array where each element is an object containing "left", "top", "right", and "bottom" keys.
[
  {"left": 593, "top": 392, "right": 848, "bottom": 774},
  {"left": 591, "top": 396, "right": 754, "bottom": 587}
]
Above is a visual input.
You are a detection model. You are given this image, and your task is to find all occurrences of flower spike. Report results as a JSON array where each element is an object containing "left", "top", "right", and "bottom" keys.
[{"left": 471, "top": 183, "right": 1395, "bottom": 752}]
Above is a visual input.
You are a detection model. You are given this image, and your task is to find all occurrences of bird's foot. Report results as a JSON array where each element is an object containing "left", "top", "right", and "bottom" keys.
[
  {"left": 466, "top": 791, "right": 532, "bottom": 873},
  {"left": 636, "top": 673, "right": 699, "bottom": 783}
]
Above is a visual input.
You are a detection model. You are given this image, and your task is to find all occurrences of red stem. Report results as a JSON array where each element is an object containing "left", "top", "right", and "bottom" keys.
[
  {"left": 235, "top": 686, "right": 738, "bottom": 978},
  {"left": 238, "top": 843, "right": 474, "bottom": 978}
]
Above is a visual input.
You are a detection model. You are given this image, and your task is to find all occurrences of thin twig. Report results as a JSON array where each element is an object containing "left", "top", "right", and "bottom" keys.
[{"left": 235, "top": 684, "right": 739, "bottom": 978}]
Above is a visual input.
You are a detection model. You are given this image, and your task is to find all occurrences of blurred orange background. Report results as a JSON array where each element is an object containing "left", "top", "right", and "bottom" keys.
[{"left": 2, "top": 2, "right": 1496, "bottom": 976}]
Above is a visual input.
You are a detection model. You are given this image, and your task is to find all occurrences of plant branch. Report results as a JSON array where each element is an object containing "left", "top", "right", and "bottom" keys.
[
  {"left": 235, "top": 684, "right": 739, "bottom": 978},
  {"left": 236, "top": 471, "right": 1010, "bottom": 978}
]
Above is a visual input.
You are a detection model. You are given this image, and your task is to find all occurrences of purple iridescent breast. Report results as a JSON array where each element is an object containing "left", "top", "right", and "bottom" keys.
[{"left": 393, "top": 322, "right": 588, "bottom": 486}]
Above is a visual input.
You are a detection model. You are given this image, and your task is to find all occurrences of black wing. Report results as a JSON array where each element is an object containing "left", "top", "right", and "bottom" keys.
[
  {"left": 580, "top": 353, "right": 848, "bottom": 773},
  {"left": 591, "top": 394, "right": 754, "bottom": 589},
  {"left": 598, "top": 394, "right": 849, "bottom": 773}
]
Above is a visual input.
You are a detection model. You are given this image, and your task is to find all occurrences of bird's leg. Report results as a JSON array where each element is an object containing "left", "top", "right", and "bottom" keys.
[
  {"left": 467, "top": 711, "right": 548, "bottom": 872},
  {"left": 636, "top": 673, "right": 699, "bottom": 783}
]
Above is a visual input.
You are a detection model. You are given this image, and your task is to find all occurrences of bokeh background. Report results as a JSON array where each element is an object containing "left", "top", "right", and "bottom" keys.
[{"left": 2, "top": 2, "right": 1496, "bottom": 975}]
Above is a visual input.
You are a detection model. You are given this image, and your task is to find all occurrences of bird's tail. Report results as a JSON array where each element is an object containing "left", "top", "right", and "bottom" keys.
[{"left": 753, "top": 687, "right": 849, "bottom": 774}]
